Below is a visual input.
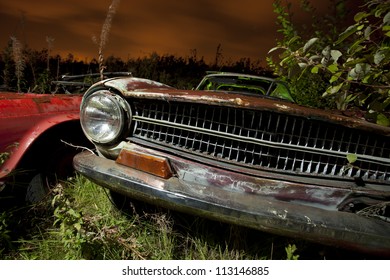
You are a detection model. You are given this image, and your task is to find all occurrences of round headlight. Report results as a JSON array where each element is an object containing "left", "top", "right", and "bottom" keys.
[{"left": 80, "top": 91, "right": 129, "bottom": 144}]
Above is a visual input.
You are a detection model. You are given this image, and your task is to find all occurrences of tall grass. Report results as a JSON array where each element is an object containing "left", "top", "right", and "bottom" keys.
[
  {"left": 0, "top": 174, "right": 306, "bottom": 260},
  {"left": 1, "top": 174, "right": 382, "bottom": 259},
  {"left": 10, "top": 36, "right": 25, "bottom": 93},
  {"left": 92, "top": 0, "right": 121, "bottom": 80}
]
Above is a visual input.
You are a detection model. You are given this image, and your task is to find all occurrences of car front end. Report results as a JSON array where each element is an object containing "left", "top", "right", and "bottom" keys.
[{"left": 73, "top": 76, "right": 390, "bottom": 256}]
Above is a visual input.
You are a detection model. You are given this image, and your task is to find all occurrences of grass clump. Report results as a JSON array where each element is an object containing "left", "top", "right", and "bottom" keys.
[
  {"left": 0, "top": 175, "right": 277, "bottom": 259},
  {"left": 1, "top": 176, "right": 142, "bottom": 259},
  {"left": 0, "top": 174, "right": 366, "bottom": 260}
]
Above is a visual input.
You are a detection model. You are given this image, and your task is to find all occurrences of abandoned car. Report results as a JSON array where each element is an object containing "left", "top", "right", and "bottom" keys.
[
  {"left": 196, "top": 72, "right": 294, "bottom": 102},
  {"left": 73, "top": 75, "right": 390, "bottom": 255},
  {"left": 0, "top": 92, "right": 84, "bottom": 203}
]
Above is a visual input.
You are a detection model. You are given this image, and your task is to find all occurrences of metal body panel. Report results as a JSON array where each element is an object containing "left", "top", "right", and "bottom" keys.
[
  {"left": 101, "top": 77, "right": 390, "bottom": 136},
  {"left": 0, "top": 92, "right": 82, "bottom": 180}
]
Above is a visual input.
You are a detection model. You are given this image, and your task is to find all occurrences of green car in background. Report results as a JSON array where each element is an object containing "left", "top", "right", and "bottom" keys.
[{"left": 195, "top": 72, "right": 294, "bottom": 102}]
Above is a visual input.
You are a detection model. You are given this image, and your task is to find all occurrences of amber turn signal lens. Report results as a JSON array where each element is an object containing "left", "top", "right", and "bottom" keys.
[{"left": 116, "top": 149, "right": 173, "bottom": 179}]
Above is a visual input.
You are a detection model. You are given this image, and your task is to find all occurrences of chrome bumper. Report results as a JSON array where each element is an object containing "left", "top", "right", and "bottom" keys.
[{"left": 73, "top": 150, "right": 390, "bottom": 256}]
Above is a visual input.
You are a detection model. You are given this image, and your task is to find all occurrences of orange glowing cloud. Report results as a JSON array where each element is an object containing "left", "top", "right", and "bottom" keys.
[{"left": 0, "top": 0, "right": 342, "bottom": 65}]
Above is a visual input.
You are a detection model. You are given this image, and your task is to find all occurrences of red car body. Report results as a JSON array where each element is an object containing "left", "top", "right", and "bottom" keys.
[{"left": 0, "top": 92, "right": 86, "bottom": 202}]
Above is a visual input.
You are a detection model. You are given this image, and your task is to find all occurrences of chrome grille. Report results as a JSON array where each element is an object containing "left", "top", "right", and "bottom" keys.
[{"left": 131, "top": 100, "right": 390, "bottom": 183}]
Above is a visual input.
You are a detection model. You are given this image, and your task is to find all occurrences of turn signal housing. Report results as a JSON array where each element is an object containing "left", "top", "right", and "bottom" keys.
[{"left": 116, "top": 149, "right": 173, "bottom": 179}]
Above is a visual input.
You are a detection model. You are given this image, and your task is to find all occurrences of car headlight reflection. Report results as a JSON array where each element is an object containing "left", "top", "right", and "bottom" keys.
[{"left": 80, "top": 91, "right": 130, "bottom": 144}]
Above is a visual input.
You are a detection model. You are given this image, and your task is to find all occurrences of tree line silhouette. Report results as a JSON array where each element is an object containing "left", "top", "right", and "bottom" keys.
[{"left": 0, "top": 42, "right": 272, "bottom": 93}]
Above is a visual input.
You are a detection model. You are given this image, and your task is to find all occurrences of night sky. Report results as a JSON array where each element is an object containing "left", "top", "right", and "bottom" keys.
[{"left": 0, "top": 0, "right": 333, "bottom": 64}]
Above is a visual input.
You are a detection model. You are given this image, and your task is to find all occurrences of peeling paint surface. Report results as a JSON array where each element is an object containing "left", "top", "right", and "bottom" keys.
[
  {"left": 122, "top": 142, "right": 353, "bottom": 211},
  {"left": 271, "top": 209, "right": 288, "bottom": 220},
  {"left": 102, "top": 77, "right": 390, "bottom": 136},
  {"left": 0, "top": 92, "right": 82, "bottom": 179},
  {"left": 74, "top": 150, "right": 390, "bottom": 255}
]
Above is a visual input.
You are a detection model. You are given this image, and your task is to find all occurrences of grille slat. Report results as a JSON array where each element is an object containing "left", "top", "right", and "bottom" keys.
[{"left": 131, "top": 100, "right": 390, "bottom": 183}]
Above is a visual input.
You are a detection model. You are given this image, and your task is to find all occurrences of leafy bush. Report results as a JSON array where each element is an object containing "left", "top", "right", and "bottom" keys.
[{"left": 268, "top": 0, "right": 390, "bottom": 125}]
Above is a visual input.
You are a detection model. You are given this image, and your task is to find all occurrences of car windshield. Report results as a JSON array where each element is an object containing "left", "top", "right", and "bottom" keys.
[{"left": 196, "top": 74, "right": 294, "bottom": 102}]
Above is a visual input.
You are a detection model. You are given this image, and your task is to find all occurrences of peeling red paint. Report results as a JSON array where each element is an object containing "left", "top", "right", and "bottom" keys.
[{"left": 0, "top": 92, "right": 82, "bottom": 180}]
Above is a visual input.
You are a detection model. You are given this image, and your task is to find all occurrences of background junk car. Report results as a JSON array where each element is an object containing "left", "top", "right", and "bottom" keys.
[
  {"left": 196, "top": 72, "right": 294, "bottom": 102},
  {"left": 73, "top": 75, "right": 390, "bottom": 256},
  {"left": 0, "top": 92, "right": 87, "bottom": 204}
]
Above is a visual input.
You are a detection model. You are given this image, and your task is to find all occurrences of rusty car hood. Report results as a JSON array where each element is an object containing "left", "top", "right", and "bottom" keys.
[{"left": 101, "top": 77, "right": 390, "bottom": 137}]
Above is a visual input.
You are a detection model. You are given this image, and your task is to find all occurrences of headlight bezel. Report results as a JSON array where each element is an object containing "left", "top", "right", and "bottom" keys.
[{"left": 80, "top": 89, "right": 132, "bottom": 145}]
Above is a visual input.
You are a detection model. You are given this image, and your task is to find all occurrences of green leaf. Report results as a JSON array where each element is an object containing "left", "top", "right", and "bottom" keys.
[
  {"left": 303, "top": 38, "right": 319, "bottom": 53},
  {"left": 311, "top": 66, "right": 319, "bottom": 74},
  {"left": 382, "top": 25, "right": 390, "bottom": 31},
  {"left": 362, "top": 74, "right": 371, "bottom": 84},
  {"left": 354, "top": 12, "right": 369, "bottom": 22},
  {"left": 374, "top": 8, "right": 381, "bottom": 18},
  {"left": 374, "top": 50, "right": 386, "bottom": 65},
  {"left": 322, "top": 46, "right": 331, "bottom": 57},
  {"left": 298, "top": 62, "right": 308, "bottom": 68},
  {"left": 329, "top": 76, "right": 338, "bottom": 83},
  {"left": 74, "top": 223, "right": 82, "bottom": 231},
  {"left": 330, "top": 50, "right": 342, "bottom": 60},
  {"left": 268, "top": 46, "right": 284, "bottom": 54},
  {"left": 383, "top": 96, "right": 390, "bottom": 109},
  {"left": 384, "top": 11, "right": 390, "bottom": 25},
  {"left": 287, "top": 35, "right": 301, "bottom": 46},
  {"left": 336, "top": 25, "right": 358, "bottom": 45},
  {"left": 364, "top": 26, "right": 371, "bottom": 39},
  {"left": 347, "top": 154, "right": 358, "bottom": 164},
  {"left": 345, "top": 94, "right": 357, "bottom": 103},
  {"left": 324, "top": 83, "right": 344, "bottom": 96},
  {"left": 327, "top": 64, "right": 339, "bottom": 73},
  {"left": 357, "top": 24, "right": 365, "bottom": 31},
  {"left": 309, "top": 55, "right": 321, "bottom": 62},
  {"left": 330, "top": 50, "right": 342, "bottom": 63},
  {"left": 377, "top": 113, "right": 390, "bottom": 127},
  {"left": 348, "top": 38, "right": 365, "bottom": 55},
  {"left": 329, "top": 72, "right": 342, "bottom": 83},
  {"left": 280, "top": 56, "right": 292, "bottom": 66},
  {"left": 344, "top": 58, "right": 366, "bottom": 67},
  {"left": 285, "top": 244, "right": 299, "bottom": 260},
  {"left": 385, "top": 31, "right": 390, "bottom": 37},
  {"left": 349, "top": 63, "right": 371, "bottom": 80}
]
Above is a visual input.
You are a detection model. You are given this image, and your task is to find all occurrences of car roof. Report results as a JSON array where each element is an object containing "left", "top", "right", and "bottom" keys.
[{"left": 202, "top": 72, "right": 277, "bottom": 82}]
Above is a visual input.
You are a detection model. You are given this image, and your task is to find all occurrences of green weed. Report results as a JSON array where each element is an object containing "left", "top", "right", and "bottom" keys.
[
  {"left": 0, "top": 211, "right": 12, "bottom": 254},
  {"left": 0, "top": 152, "right": 10, "bottom": 166},
  {"left": 0, "top": 174, "right": 364, "bottom": 260},
  {"left": 285, "top": 244, "right": 299, "bottom": 260}
]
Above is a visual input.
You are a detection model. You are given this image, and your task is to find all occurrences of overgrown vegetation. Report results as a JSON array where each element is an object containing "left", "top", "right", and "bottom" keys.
[
  {"left": 0, "top": 46, "right": 269, "bottom": 93},
  {"left": 2, "top": 0, "right": 390, "bottom": 260},
  {"left": 1, "top": 175, "right": 377, "bottom": 260},
  {"left": 0, "top": 175, "right": 295, "bottom": 260},
  {"left": 268, "top": 0, "right": 390, "bottom": 125}
]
